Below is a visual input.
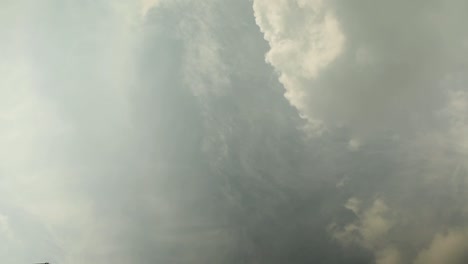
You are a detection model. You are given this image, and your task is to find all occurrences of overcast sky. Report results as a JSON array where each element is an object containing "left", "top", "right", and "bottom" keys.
[{"left": 1, "top": 0, "right": 468, "bottom": 263}]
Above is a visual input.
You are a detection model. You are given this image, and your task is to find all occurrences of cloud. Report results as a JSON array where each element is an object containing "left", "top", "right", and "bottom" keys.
[
  {"left": 413, "top": 229, "right": 468, "bottom": 264},
  {"left": 331, "top": 198, "right": 396, "bottom": 251},
  {"left": 254, "top": 0, "right": 468, "bottom": 136},
  {"left": 253, "top": 0, "right": 345, "bottom": 133},
  {"left": 253, "top": 2, "right": 468, "bottom": 260},
  {"left": 376, "top": 247, "right": 402, "bottom": 264},
  {"left": 3, "top": 0, "right": 468, "bottom": 263},
  {"left": 0, "top": 0, "right": 138, "bottom": 262},
  {"left": 141, "top": 0, "right": 162, "bottom": 17}
]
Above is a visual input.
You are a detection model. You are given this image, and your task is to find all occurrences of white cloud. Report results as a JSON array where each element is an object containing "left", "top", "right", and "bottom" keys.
[
  {"left": 253, "top": 0, "right": 345, "bottom": 134},
  {"left": 141, "top": 0, "right": 162, "bottom": 17},
  {"left": 334, "top": 198, "right": 395, "bottom": 248},
  {"left": 331, "top": 198, "right": 401, "bottom": 263},
  {"left": 376, "top": 247, "right": 402, "bottom": 264},
  {"left": 413, "top": 229, "right": 468, "bottom": 264},
  {"left": 254, "top": 0, "right": 468, "bottom": 137}
]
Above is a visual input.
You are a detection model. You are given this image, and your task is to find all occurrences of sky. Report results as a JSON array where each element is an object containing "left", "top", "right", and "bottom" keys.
[{"left": 1, "top": 0, "right": 468, "bottom": 263}]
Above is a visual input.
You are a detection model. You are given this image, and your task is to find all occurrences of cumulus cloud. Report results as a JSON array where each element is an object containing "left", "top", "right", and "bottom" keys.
[
  {"left": 254, "top": 0, "right": 468, "bottom": 136},
  {"left": 253, "top": 2, "right": 468, "bottom": 260},
  {"left": 253, "top": 0, "right": 345, "bottom": 133}
]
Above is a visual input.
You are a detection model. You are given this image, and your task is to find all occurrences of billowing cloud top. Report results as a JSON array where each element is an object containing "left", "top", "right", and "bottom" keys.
[{"left": 1, "top": 0, "right": 468, "bottom": 263}]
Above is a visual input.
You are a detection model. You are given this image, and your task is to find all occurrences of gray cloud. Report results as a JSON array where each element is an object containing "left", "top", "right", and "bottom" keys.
[{"left": 1, "top": 0, "right": 468, "bottom": 264}]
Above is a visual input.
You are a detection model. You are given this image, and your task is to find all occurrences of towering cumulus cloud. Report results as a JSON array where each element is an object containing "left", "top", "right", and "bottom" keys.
[
  {"left": 253, "top": 0, "right": 468, "bottom": 263},
  {"left": 253, "top": 0, "right": 345, "bottom": 133},
  {"left": 1, "top": 0, "right": 468, "bottom": 263},
  {"left": 254, "top": 0, "right": 468, "bottom": 136}
]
